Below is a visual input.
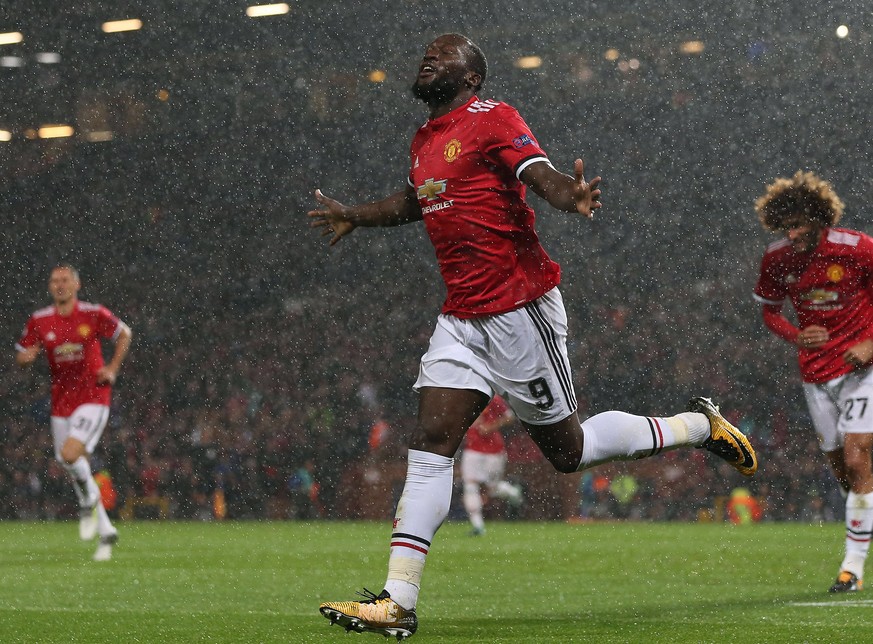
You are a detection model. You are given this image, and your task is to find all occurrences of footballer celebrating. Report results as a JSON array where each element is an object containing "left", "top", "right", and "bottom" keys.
[
  {"left": 754, "top": 171, "right": 873, "bottom": 593},
  {"left": 311, "top": 33, "right": 757, "bottom": 639},
  {"left": 15, "top": 264, "right": 132, "bottom": 561}
]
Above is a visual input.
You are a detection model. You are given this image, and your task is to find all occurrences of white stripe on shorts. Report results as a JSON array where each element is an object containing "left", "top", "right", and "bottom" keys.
[{"left": 524, "top": 298, "right": 577, "bottom": 411}]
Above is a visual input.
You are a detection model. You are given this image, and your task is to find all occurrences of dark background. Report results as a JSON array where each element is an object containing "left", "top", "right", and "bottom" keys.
[{"left": 0, "top": 0, "right": 867, "bottom": 522}]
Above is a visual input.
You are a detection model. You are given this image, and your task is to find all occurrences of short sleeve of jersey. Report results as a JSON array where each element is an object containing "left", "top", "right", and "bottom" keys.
[
  {"left": 479, "top": 105, "right": 550, "bottom": 179},
  {"left": 859, "top": 235, "right": 873, "bottom": 284},
  {"left": 17, "top": 317, "right": 38, "bottom": 349},
  {"left": 95, "top": 305, "right": 122, "bottom": 339},
  {"left": 754, "top": 249, "right": 788, "bottom": 304}
]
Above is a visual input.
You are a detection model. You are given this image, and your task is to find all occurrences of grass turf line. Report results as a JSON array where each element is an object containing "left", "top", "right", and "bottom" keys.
[{"left": 0, "top": 520, "right": 870, "bottom": 643}]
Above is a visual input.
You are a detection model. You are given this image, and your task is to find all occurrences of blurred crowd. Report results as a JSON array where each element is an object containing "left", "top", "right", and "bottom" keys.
[{"left": 1, "top": 6, "right": 869, "bottom": 524}]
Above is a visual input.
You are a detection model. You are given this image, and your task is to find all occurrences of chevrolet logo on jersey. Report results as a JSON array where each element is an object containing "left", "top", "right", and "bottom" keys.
[
  {"left": 54, "top": 342, "right": 85, "bottom": 363},
  {"left": 55, "top": 342, "right": 84, "bottom": 356},
  {"left": 417, "top": 178, "right": 447, "bottom": 201},
  {"left": 802, "top": 289, "right": 839, "bottom": 304}
]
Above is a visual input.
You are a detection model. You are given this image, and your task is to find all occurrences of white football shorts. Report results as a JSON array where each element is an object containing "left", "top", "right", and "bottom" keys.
[
  {"left": 50, "top": 403, "right": 110, "bottom": 460},
  {"left": 413, "top": 287, "right": 577, "bottom": 425},
  {"left": 460, "top": 449, "right": 508, "bottom": 485},
  {"left": 803, "top": 365, "right": 873, "bottom": 452}
]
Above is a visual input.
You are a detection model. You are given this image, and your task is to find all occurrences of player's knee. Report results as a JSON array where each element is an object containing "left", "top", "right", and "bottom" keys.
[
  {"left": 843, "top": 451, "right": 871, "bottom": 482},
  {"left": 59, "top": 443, "right": 83, "bottom": 464},
  {"left": 546, "top": 451, "right": 581, "bottom": 474},
  {"left": 410, "top": 422, "right": 463, "bottom": 457}
]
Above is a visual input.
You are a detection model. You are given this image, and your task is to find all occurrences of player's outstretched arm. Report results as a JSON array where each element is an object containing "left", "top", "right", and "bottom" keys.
[
  {"left": 521, "top": 158, "right": 602, "bottom": 218},
  {"left": 308, "top": 186, "right": 422, "bottom": 246}
]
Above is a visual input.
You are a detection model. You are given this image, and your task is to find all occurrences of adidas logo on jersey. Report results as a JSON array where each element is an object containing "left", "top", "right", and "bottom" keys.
[{"left": 467, "top": 99, "right": 500, "bottom": 113}]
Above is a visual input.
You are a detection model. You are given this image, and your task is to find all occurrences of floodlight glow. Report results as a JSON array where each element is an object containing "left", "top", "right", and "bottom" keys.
[
  {"left": 0, "top": 32, "right": 24, "bottom": 46},
  {"left": 0, "top": 130, "right": 11, "bottom": 141},
  {"left": 604, "top": 48, "right": 620, "bottom": 61},
  {"left": 368, "top": 70, "right": 387, "bottom": 82},
  {"left": 680, "top": 40, "right": 705, "bottom": 54},
  {"left": 246, "top": 4, "right": 290, "bottom": 17},
  {"left": 35, "top": 52, "right": 61, "bottom": 64},
  {"left": 101, "top": 19, "right": 143, "bottom": 33},
  {"left": 836, "top": 25, "right": 849, "bottom": 38},
  {"left": 0, "top": 55, "right": 23, "bottom": 67},
  {"left": 515, "top": 56, "right": 543, "bottom": 69},
  {"left": 85, "top": 131, "right": 114, "bottom": 142},
  {"left": 38, "top": 125, "right": 74, "bottom": 139}
]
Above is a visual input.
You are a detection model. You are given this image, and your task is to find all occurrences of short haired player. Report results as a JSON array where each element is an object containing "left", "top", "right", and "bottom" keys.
[
  {"left": 15, "top": 265, "right": 132, "bottom": 561},
  {"left": 754, "top": 171, "right": 873, "bottom": 593},
  {"left": 312, "top": 33, "right": 757, "bottom": 639}
]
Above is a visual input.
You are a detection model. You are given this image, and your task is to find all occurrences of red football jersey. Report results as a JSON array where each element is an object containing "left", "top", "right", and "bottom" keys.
[
  {"left": 754, "top": 227, "right": 873, "bottom": 383},
  {"left": 16, "top": 301, "right": 123, "bottom": 416},
  {"left": 408, "top": 96, "right": 561, "bottom": 318},
  {"left": 465, "top": 395, "right": 513, "bottom": 454}
]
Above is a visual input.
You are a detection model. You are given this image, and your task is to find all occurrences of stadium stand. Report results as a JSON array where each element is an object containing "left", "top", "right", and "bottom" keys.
[{"left": 1, "top": 1, "right": 867, "bottom": 522}]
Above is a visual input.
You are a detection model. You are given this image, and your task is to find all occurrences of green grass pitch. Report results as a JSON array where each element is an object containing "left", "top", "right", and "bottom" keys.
[{"left": 1, "top": 520, "right": 871, "bottom": 643}]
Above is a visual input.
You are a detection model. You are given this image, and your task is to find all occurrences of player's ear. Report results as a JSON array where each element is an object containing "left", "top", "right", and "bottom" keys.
[{"left": 465, "top": 71, "right": 481, "bottom": 90}]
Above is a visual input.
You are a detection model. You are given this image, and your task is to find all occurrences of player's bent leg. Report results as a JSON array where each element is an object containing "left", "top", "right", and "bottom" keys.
[
  {"left": 524, "top": 398, "right": 756, "bottom": 476},
  {"left": 523, "top": 414, "right": 584, "bottom": 473},
  {"left": 492, "top": 479, "right": 523, "bottom": 508},
  {"left": 526, "top": 407, "right": 713, "bottom": 474}
]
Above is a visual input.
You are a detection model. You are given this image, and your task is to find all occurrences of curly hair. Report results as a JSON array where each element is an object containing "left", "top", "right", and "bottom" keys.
[{"left": 754, "top": 170, "right": 844, "bottom": 231}]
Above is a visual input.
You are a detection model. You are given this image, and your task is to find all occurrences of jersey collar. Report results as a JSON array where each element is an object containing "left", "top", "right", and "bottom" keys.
[{"left": 426, "top": 95, "right": 478, "bottom": 128}]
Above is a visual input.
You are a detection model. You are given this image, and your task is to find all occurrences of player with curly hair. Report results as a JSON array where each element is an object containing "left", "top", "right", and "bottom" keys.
[{"left": 754, "top": 170, "right": 873, "bottom": 593}]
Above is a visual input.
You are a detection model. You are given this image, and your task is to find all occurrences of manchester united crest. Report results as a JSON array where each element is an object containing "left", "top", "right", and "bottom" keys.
[
  {"left": 444, "top": 139, "right": 461, "bottom": 163},
  {"left": 78, "top": 324, "right": 91, "bottom": 338},
  {"left": 826, "top": 264, "right": 845, "bottom": 282}
]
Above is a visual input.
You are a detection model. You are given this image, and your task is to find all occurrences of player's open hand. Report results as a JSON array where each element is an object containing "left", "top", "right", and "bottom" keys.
[
  {"left": 572, "top": 159, "right": 602, "bottom": 218},
  {"left": 95, "top": 366, "right": 117, "bottom": 385},
  {"left": 308, "top": 189, "right": 356, "bottom": 246},
  {"left": 844, "top": 339, "right": 873, "bottom": 369},
  {"left": 797, "top": 325, "right": 829, "bottom": 350},
  {"left": 16, "top": 345, "right": 40, "bottom": 367}
]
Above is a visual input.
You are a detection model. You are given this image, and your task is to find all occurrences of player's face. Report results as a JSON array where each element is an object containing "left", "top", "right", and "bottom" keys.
[
  {"left": 782, "top": 215, "right": 821, "bottom": 254},
  {"left": 48, "top": 268, "right": 80, "bottom": 305},
  {"left": 411, "top": 36, "right": 471, "bottom": 104}
]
